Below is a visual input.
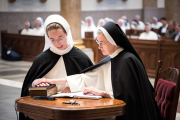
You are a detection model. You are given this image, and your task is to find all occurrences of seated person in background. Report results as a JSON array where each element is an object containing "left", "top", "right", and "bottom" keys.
[
  {"left": 131, "top": 15, "right": 145, "bottom": 30},
  {"left": 139, "top": 22, "right": 158, "bottom": 40},
  {"left": 121, "top": 15, "right": 130, "bottom": 30},
  {"left": 31, "top": 19, "right": 44, "bottom": 36},
  {"left": 21, "top": 21, "right": 33, "bottom": 35},
  {"left": 151, "top": 16, "right": 162, "bottom": 29},
  {"left": 34, "top": 22, "right": 160, "bottom": 120},
  {"left": 165, "top": 21, "right": 176, "bottom": 37},
  {"left": 84, "top": 16, "right": 97, "bottom": 39},
  {"left": 97, "top": 19, "right": 105, "bottom": 28},
  {"left": 117, "top": 19, "right": 126, "bottom": 34},
  {"left": 172, "top": 25, "right": 180, "bottom": 41},
  {"left": 20, "top": 14, "right": 93, "bottom": 120},
  {"left": 104, "top": 17, "right": 110, "bottom": 24},
  {"left": 158, "top": 17, "right": 168, "bottom": 35}
]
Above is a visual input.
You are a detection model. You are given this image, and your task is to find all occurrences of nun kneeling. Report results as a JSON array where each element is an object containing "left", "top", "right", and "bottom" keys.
[{"left": 34, "top": 22, "right": 160, "bottom": 120}]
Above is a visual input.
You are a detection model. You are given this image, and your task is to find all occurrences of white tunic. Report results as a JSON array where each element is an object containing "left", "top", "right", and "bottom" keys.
[
  {"left": 66, "top": 48, "right": 124, "bottom": 99},
  {"left": 139, "top": 31, "right": 158, "bottom": 40},
  {"left": 151, "top": 22, "right": 162, "bottom": 29},
  {"left": 174, "top": 32, "right": 180, "bottom": 41},
  {"left": 31, "top": 27, "right": 44, "bottom": 36},
  {"left": 21, "top": 28, "right": 33, "bottom": 35},
  {"left": 161, "top": 24, "right": 168, "bottom": 33},
  {"left": 33, "top": 45, "right": 73, "bottom": 91}
]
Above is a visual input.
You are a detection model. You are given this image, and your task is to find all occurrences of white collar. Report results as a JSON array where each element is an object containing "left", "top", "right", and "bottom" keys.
[
  {"left": 109, "top": 47, "right": 124, "bottom": 58},
  {"left": 50, "top": 44, "right": 73, "bottom": 55}
]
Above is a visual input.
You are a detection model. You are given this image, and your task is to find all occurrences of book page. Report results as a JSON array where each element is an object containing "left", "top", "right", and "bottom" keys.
[{"left": 51, "top": 92, "right": 102, "bottom": 99}]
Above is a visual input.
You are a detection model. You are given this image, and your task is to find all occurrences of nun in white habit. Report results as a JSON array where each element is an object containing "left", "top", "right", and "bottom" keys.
[
  {"left": 21, "top": 21, "right": 33, "bottom": 35},
  {"left": 31, "top": 17, "right": 45, "bottom": 36},
  {"left": 117, "top": 19, "right": 126, "bottom": 34},
  {"left": 84, "top": 16, "right": 97, "bottom": 39},
  {"left": 81, "top": 20, "right": 85, "bottom": 38},
  {"left": 34, "top": 22, "right": 160, "bottom": 120},
  {"left": 97, "top": 19, "right": 105, "bottom": 28}
]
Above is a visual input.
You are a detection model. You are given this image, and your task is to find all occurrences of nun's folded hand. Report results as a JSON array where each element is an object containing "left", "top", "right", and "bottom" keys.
[
  {"left": 34, "top": 78, "right": 52, "bottom": 86},
  {"left": 83, "top": 86, "right": 103, "bottom": 96},
  {"left": 61, "top": 87, "right": 71, "bottom": 93}
]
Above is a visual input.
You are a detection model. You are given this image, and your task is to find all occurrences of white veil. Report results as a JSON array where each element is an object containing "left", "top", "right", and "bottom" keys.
[
  {"left": 97, "top": 19, "right": 105, "bottom": 28},
  {"left": 43, "top": 14, "right": 74, "bottom": 51}
]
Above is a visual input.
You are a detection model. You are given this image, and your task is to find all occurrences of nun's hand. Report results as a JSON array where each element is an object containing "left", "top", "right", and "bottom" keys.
[
  {"left": 61, "top": 87, "right": 71, "bottom": 93},
  {"left": 34, "top": 78, "right": 52, "bottom": 86},
  {"left": 83, "top": 86, "right": 103, "bottom": 96}
]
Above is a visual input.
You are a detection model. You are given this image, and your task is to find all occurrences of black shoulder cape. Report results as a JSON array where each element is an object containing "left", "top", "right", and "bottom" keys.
[
  {"left": 19, "top": 46, "right": 93, "bottom": 120},
  {"left": 21, "top": 46, "right": 93, "bottom": 97},
  {"left": 81, "top": 50, "right": 160, "bottom": 120}
]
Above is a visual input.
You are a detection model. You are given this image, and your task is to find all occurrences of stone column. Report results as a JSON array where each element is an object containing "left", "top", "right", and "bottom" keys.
[
  {"left": 142, "top": 0, "right": 157, "bottom": 22},
  {"left": 165, "top": 0, "right": 180, "bottom": 23},
  {"left": 60, "top": 0, "right": 85, "bottom": 49}
]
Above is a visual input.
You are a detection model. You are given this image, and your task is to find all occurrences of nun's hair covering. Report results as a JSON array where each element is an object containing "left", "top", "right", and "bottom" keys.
[{"left": 46, "top": 22, "right": 66, "bottom": 37}]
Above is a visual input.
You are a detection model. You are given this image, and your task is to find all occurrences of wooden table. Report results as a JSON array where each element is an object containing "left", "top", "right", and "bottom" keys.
[{"left": 15, "top": 97, "right": 126, "bottom": 120}]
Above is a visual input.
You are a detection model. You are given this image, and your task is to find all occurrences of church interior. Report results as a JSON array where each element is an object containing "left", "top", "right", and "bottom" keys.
[{"left": 0, "top": 0, "right": 180, "bottom": 119}]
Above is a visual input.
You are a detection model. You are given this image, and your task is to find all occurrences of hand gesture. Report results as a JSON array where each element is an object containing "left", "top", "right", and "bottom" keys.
[{"left": 83, "top": 86, "right": 103, "bottom": 96}]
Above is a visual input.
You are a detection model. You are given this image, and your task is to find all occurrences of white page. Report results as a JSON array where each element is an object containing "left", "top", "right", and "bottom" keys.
[{"left": 51, "top": 92, "right": 102, "bottom": 99}]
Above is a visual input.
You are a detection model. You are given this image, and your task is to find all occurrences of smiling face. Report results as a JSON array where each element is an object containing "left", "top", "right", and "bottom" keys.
[
  {"left": 97, "top": 34, "right": 118, "bottom": 56},
  {"left": 47, "top": 29, "right": 69, "bottom": 50}
]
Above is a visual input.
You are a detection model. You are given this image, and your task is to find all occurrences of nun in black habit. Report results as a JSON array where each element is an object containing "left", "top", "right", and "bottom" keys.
[
  {"left": 19, "top": 14, "right": 93, "bottom": 120},
  {"left": 34, "top": 22, "right": 160, "bottom": 120}
]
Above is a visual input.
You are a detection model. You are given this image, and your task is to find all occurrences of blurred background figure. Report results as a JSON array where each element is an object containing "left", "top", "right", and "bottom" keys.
[
  {"left": 21, "top": 21, "right": 33, "bottom": 35},
  {"left": 172, "top": 25, "right": 180, "bottom": 41},
  {"left": 121, "top": 15, "right": 130, "bottom": 30},
  {"left": 97, "top": 19, "right": 105, "bottom": 28},
  {"left": 117, "top": 19, "right": 126, "bottom": 33},
  {"left": 104, "top": 17, "right": 110, "bottom": 24},
  {"left": 131, "top": 15, "right": 145, "bottom": 30},
  {"left": 84, "top": 16, "right": 97, "bottom": 39},
  {"left": 81, "top": 20, "right": 85, "bottom": 38},
  {"left": 109, "top": 19, "right": 114, "bottom": 22},
  {"left": 151, "top": 16, "right": 162, "bottom": 29},
  {"left": 32, "top": 18, "right": 44, "bottom": 36},
  {"left": 158, "top": 17, "right": 168, "bottom": 35},
  {"left": 165, "top": 21, "right": 176, "bottom": 37},
  {"left": 139, "top": 22, "right": 158, "bottom": 40}
]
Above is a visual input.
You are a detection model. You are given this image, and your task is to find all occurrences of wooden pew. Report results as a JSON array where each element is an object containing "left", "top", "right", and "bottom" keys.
[
  {"left": 2, "top": 30, "right": 180, "bottom": 78},
  {"left": 1, "top": 30, "right": 44, "bottom": 61}
]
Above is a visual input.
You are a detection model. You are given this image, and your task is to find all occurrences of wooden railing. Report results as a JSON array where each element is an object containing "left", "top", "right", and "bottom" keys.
[{"left": 1, "top": 30, "right": 180, "bottom": 77}]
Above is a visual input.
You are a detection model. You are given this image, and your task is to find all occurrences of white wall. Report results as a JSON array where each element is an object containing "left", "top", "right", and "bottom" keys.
[
  {"left": 0, "top": 0, "right": 60, "bottom": 12},
  {"left": 157, "top": 0, "right": 164, "bottom": 8},
  {"left": 0, "top": 0, "right": 164, "bottom": 12},
  {"left": 0, "top": 0, "right": 143, "bottom": 12},
  {"left": 81, "top": 0, "right": 142, "bottom": 11}
]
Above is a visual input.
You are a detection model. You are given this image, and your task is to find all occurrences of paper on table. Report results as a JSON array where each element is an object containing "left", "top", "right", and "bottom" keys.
[{"left": 51, "top": 92, "right": 102, "bottom": 100}]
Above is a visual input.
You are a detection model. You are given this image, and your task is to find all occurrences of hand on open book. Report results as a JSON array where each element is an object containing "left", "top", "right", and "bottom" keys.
[
  {"left": 61, "top": 87, "right": 71, "bottom": 93},
  {"left": 83, "top": 86, "right": 104, "bottom": 96},
  {"left": 34, "top": 78, "right": 53, "bottom": 86}
]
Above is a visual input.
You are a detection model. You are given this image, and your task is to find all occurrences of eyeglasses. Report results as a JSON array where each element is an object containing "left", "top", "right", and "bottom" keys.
[
  {"left": 96, "top": 39, "right": 109, "bottom": 46},
  {"left": 50, "top": 37, "right": 65, "bottom": 43}
]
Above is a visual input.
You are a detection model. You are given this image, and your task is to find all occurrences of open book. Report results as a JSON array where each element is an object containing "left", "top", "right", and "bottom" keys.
[{"left": 51, "top": 92, "right": 102, "bottom": 100}]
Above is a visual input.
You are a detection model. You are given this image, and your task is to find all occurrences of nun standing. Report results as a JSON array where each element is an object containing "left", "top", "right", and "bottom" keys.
[
  {"left": 20, "top": 14, "right": 93, "bottom": 120},
  {"left": 117, "top": 19, "right": 126, "bottom": 34},
  {"left": 34, "top": 22, "right": 160, "bottom": 120},
  {"left": 84, "top": 16, "right": 97, "bottom": 39}
]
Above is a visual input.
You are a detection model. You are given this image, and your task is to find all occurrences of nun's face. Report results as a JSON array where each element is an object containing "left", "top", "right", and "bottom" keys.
[
  {"left": 97, "top": 34, "right": 116, "bottom": 55},
  {"left": 100, "top": 21, "right": 104, "bottom": 27},
  {"left": 25, "top": 23, "right": 29, "bottom": 29},
  {"left": 87, "top": 19, "right": 91, "bottom": 26},
  {"left": 48, "top": 29, "right": 69, "bottom": 50},
  {"left": 118, "top": 21, "right": 122, "bottom": 27},
  {"left": 145, "top": 25, "right": 151, "bottom": 33},
  {"left": 35, "top": 21, "right": 40, "bottom": 28}
]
